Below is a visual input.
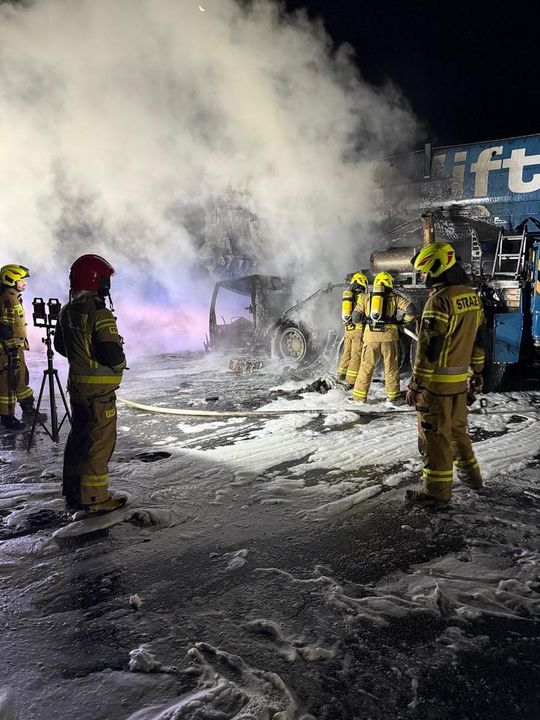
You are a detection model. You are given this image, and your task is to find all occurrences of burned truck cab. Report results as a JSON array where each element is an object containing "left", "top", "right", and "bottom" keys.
[{"left": 206, "top": 274, "right": 293, "bottom": 354}]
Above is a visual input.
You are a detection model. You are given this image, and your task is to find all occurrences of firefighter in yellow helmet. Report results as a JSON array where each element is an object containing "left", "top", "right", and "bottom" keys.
[
  {"left": 351, "top": 272, "right": 416, "bottom": 404},
  {"left": 54, "top": 255, "right": 127, "bottom": 514},
  {"left": 405, "top": 242, "right": 485, "bottom": 506},
  {"left": 337, "top": 272, "right": 368, "bottom": 387},
  {"left": 0, "top": 264, "right": 47, "bottom": 431}
]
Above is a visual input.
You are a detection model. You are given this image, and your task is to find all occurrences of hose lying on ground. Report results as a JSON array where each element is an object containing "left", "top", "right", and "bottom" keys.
[
  {"left": 117, "top": 396, "right": 538, "bottom": 420},
  {"left": 117, "top": 395, "right": 354, "bottom": 418}
]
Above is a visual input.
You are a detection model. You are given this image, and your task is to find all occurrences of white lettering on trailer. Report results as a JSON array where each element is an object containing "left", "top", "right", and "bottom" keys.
[
  {"left": 502, "top": 148, "right": 540, "bottom": 193},
  {"left": 452, "top": 151, "right": 467, "bottom": 189},
  {"left": 458, "top": 145, "right": 540, "bottom": 196},
  {"left": 470, "top": 146, "right": 503, "bottom": 195}
]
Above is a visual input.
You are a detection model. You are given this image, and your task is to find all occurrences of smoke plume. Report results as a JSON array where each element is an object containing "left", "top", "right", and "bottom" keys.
[{"left": 0, "top": 0, "right": 419, "bottom": 353}]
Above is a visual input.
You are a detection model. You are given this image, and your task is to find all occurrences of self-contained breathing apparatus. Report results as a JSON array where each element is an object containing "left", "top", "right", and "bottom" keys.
[
  {"left": 367, "top": 272, "right": 395, "bottom": 331},
  {"left": 343, "top": 272, "right": 368, "bottom": 331}
]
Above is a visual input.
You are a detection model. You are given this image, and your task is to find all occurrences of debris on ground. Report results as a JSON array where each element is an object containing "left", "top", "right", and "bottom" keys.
[{"left": 228, "top": 357, "right": 265, "bottom": 373}]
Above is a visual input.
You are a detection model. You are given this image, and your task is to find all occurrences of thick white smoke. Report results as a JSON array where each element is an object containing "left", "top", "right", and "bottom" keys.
[{"left": 0, "top": 0, "right": 418, "bottom": 353}]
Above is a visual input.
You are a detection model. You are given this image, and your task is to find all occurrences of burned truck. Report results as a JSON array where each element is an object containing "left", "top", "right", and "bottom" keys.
[
  {"left": 206, "top": 134, "right": 540, "bottom": 388},
  {"left": 206, "top": 273, "right": 348, "bottom": 365}
]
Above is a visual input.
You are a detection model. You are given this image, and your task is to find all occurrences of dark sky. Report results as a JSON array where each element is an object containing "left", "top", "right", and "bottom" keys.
[{"left": 286, "top": 0, "right": 540, "bottom": 148}]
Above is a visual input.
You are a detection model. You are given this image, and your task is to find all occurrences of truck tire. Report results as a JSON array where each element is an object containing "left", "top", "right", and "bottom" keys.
[{"left": 273, "top": 322, "right": 314, "bottom": 365}]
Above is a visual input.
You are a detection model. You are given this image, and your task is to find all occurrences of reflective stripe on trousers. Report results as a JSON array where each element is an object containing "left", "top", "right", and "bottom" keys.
[
  {"left": 338, "top": 328, "right": 363, "bottom": 381},
  {"left": 353, "top": 340, "right": 400, "bottom": 400},
  {"left": 0, "top": 360, "right": 16, "bottom": 415},
  {"left": 63, "top": 391, "right": 118, "bottom": 506},
  {"left": 15, "top": 348, "right": 34, "bottom": 402},
  {"left": 416, "top": 390, "right": 481, "bottom": 501}
]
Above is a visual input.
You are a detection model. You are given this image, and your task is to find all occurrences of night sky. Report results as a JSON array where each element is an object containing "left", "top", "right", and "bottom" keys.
[{"left": 286, "top": 0, "right": 540, "bottom": 148}]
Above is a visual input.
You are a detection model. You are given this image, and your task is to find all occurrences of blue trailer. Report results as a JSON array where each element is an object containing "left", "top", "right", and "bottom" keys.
[{"left": 372, "top": 133, "right": 540, "bottom": 389}]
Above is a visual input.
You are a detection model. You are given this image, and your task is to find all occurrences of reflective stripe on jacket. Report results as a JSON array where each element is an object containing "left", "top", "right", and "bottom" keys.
[
  {"left": 56, "top": 292, "right": 126, "bottom": 395},
  {"left": 412, "top": 284, "right": 485, "bottom": 395},
  {"left": 0, "top": 287, "right": 27, "bottom": 353}
]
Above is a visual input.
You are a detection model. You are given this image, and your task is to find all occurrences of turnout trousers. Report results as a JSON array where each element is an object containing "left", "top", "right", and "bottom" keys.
[
  {"left": 63, "top": 389, "right": 118, "bottom": 507},
  {"left": 417, "top": 390, "right": 482, "bottom": 502},
  {"left": 352, "top": 340, "right": 400, "bottom": 401},
  {"left": 0, "top": 347, "right": 34, "bottom": 416},
  {"left": 0, "top": 364, "right": 16, "bottom": 416},
  {"left": 337, "top": 328, "right": 363, "bottom": 383},
  {"left": 14, "top": 347, "right": 34, "bottom": 405}
]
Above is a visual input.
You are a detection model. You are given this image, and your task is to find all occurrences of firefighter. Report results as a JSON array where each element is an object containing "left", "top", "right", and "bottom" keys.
[
  {"left": 405, "top": 242, "right": 485, "bottom": 506},
  {"left": 350, "top": 272, "right": 416, "bottom": 404},
  {"left": 54, "top": 254, "right": 127, "bottom": 513},
  {"left": 337, "top": 272, "right": 368, "bottom": 387},
  {"left": 0, "top": 264, "right": 47, "bottom": 431}
]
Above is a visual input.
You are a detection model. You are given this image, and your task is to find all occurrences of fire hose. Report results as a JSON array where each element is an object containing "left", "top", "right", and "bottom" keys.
[
  {"left": 117, "top": 396, "right": 322, "bottom": 418},
  {"left": 116, "top": 396, "right": 537, "bottom": 420}
]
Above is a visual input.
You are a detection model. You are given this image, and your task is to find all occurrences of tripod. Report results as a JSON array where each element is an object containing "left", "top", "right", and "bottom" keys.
[{"left": 27, "top": 324, "right": 71, "bottom": 450}]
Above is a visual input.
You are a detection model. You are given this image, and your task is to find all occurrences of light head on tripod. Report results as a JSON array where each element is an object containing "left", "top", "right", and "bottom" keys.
[
  {"left": 27, "top": 297, "right": 71, "bottom": 450},
  {"left": 32, "top": 298, "right": 61, "bottom": 328}
]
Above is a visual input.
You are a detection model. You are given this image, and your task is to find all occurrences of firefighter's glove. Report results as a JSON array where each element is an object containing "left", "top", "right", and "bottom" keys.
[
  {"left": 466, "top": 374, "right": 483, "bottom": 405},
  {"left": 5, "top": 348, "right": 20, "bottom": 369},
  {"left": 467, "top": 374, "right": 483, "bottom": 394},
  {"left": 406, "top": 388, "right": 421, "bottom": 407}
]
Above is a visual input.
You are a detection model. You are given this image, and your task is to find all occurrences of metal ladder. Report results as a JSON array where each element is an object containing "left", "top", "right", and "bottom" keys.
[{"left": 491, "top": 228, "right": 527, "bottom": 279}]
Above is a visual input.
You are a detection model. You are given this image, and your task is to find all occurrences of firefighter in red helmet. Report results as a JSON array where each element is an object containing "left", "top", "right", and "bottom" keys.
[{"left": 54, "top": 254, "right": 127, "bottom": 513}]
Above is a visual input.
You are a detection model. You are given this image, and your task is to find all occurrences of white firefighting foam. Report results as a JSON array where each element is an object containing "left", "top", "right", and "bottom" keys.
[{"left": 0, "top": 353, "right": 538, "bottom": 718}]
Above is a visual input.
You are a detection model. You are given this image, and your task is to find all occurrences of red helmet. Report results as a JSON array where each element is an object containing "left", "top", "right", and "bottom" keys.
[{"left": 69, "top": 254, "right": 115, "bottom": 294}]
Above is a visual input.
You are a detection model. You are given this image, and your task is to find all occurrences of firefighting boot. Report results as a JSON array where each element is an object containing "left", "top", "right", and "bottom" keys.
[
  {"left": 404, "top": 489, "right": 450, "bottom": 508},
  {"left": 456, "top": 470, "right": 483, "bottom": 490},
  {"left": 1, "top": 415, "right": 26, "bottom": 432},
  {"left": 65, "top": 496, "right": 80, "bottom": 513},
  {"left": 20, "top": 399, "right": 47, "bottom": 423},
  {"left": 83, "top": 495, "right": 127, "bottom": 515}
]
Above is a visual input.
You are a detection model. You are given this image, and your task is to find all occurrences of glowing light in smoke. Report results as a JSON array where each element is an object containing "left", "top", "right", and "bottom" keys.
[{"left": 114, "top": 299, "right": 210, "bottom": 357}]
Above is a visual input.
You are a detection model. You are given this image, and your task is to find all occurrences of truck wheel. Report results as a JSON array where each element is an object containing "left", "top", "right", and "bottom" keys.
[{"left": 273, "top": 322, "right": 313, "bottom": 365}]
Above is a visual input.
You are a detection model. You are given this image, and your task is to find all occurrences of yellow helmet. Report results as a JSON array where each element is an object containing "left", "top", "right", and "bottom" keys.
[
  {"left": 373, "top": 271, "right": 393, "bottom": 289},
  {"left": 350, "top": 272, "right": 368, "bottom": 290},
  {"left": 412, "top": 242, "right": 456, "bottom": 278},
  {"left": 0, "top": 264, "right": 30, "bottom": 287}
]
